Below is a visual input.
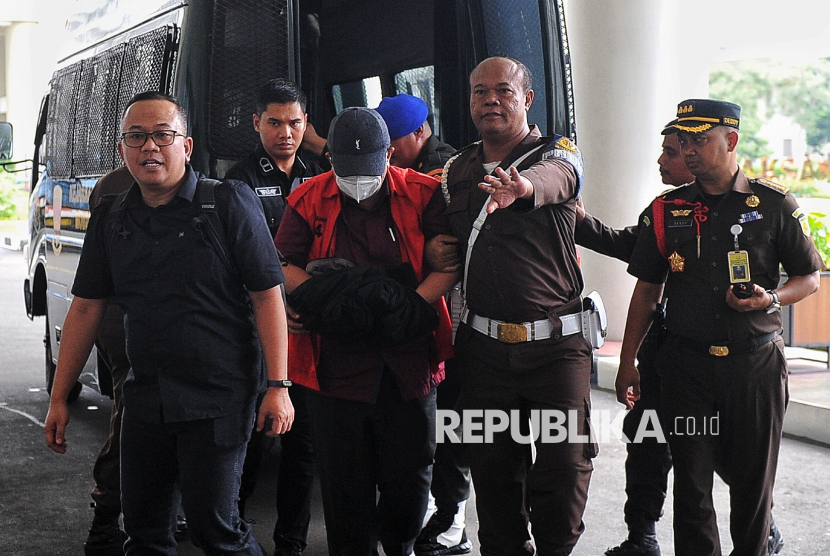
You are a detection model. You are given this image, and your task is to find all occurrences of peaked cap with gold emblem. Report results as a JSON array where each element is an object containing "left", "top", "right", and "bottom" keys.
[{"left": 662, "top": 99, "right": 741, "bottom": 135}]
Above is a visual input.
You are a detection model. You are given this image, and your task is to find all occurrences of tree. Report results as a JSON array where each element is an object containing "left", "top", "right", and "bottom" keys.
[{"left": 710, "top": 58, "right": 830, "bottom": 156}]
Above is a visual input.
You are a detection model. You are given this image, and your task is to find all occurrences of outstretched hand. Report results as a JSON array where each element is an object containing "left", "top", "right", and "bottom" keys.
[{"left": 478, "top": 166, "right": 533, "bottom": 213}]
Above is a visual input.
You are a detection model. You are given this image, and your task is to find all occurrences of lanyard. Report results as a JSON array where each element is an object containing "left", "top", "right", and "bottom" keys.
[{"left": 461, "top": 143, "right": 546, "bottom": 297}]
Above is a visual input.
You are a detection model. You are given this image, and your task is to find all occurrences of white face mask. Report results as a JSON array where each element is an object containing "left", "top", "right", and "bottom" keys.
[{"left": 335, "top": 173, "right": 384, "bottom": 203}]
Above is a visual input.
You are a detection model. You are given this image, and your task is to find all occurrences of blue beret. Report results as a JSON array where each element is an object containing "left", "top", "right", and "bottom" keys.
[{"left": 375, "top": 94, "right": 429, "bottom": 140}]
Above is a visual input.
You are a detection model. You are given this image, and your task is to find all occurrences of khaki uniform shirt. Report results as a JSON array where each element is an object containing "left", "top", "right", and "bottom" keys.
[
  {"left": 444, "top": 126, "right": 583, "bottom": 322},
  {"left": 628, "top": 170, "right": 823, "bottom": 342}
]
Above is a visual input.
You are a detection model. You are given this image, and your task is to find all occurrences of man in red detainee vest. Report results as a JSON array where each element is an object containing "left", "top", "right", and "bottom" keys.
[{"left": 275, "top": 107, "right": 459, "bottom": 556}]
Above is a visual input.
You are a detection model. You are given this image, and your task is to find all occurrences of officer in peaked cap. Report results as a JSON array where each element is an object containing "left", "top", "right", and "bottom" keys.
[{"left": 617, "top": 98, "right": 822, "bottom": 556}]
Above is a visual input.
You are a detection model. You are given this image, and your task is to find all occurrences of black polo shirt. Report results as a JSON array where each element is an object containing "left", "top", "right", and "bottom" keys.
[
  {"left": 225, "top": 143, "right": 322, "bottom": 237},
  {"left": 73, "top": 166, "right": 284, "bottom": 423}
]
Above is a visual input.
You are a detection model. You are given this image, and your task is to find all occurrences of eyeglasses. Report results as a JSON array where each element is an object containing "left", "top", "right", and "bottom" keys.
[{"left": 120, "top": 130, "right": 186, "bottom": 148}]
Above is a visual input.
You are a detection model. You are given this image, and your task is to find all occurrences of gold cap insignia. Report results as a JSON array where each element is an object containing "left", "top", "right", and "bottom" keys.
[
  {"left": 669, "top": 251, "right": 685, "bottom": 272},
  {"left": 746, "top": 195, "right": 760, "bottom": 208},
  {"left": 671, "top": 209, "right": 693, "bottom": 217}
]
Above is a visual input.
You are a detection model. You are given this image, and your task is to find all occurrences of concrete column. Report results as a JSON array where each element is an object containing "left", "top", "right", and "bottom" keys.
[
  {"left": 5, "top": 21, "right": 37, "bottom": 161},
  {"left": 564, "top": 0, "right": 710, "bottom": 340}
]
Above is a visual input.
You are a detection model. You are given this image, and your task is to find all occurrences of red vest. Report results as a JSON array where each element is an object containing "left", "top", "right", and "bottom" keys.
[{"left": 285, "top": 165, "right": 453, "bottom": 391}]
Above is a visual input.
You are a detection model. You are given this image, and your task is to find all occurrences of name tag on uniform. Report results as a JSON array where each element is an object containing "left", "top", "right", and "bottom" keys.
[
  {"left": 255, "top": 186, "right": 282, "bottom": 197},
  {"left": 668, "top": 219, "right": 693, "bottom": 228}
]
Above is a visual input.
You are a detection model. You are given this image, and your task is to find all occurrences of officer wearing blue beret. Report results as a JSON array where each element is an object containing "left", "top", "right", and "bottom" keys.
[{"left": 376, "top": 94, "right": 456, "bottom": 179}]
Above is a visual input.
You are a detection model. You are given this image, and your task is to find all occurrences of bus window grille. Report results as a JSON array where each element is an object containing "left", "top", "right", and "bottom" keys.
[
  {"left": 208, "top": 0, "right": 292, "bottom": 159},
  {"left": 118, "top": 27, "right": 172, "bottom": 116},
  {"left": 74, "top": 46, "right": 125, "bottom": 178},
  {"left": 44, "top": 63, "right": 82, "bottom": 180}
]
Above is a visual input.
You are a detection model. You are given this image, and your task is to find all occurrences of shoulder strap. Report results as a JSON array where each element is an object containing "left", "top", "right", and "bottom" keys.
[
  {"left": 459, "top": 142, "right": 547, "bottom": 297},
  {"left": 193, "top": 178, "right": 237, "bottom": 279},
  {"left": 104, "top": 189, "right": 131, "bottom": 255}
]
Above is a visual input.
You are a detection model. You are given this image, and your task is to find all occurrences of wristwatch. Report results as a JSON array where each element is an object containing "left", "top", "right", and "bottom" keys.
[
  {"left": 765, "top": 290, "right": 781, "bottom": 314},
  {"left": 267, "top": 379, "right": 293, "bottom": 388}
]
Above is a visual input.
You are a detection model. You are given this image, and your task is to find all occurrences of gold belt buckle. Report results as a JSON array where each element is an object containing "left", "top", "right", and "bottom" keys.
[
  {"left": 709, "top": 345, "right": 729, "bottom": 357},
  {"left": 497, "top": 322, "right": 528, "bottom": 344}
]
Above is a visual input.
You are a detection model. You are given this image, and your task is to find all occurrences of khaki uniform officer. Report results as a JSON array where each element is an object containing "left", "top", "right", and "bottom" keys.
[{"left": 618, "top": 99, "right": 822, "bottom": 556}]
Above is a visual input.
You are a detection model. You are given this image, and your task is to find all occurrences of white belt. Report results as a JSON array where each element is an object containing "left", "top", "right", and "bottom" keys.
[{"left": 461, "top": 308, "right": 582, "bottom": 344}]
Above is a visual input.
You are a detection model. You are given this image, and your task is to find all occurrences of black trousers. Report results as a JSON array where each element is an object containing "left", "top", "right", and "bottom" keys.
[
  {"left": 239, "top": 385, "right": 316, "bottom": 551},
  {"left": 456, "top": 325, "right": 594, "bottom": 556},
  {"left": 620, "top": 332, "right": 672, "bottom": 533},
  {"left": 309, "top": 371, "right": 436, "bottom": 556},
  {"left": 121, "top": 407, "right": 264, "bottom": 556},
  {"left": 431, "top": 357, "right": 471, "bottom": 512},
  {"left": 91, "top": 305, "right": 130, "bottom": 511},
  {"left": 656, "top": 335, "right": 787, "bottom": 556}
]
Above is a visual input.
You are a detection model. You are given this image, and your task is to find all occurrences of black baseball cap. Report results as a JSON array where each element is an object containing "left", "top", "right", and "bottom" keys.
[{"left": 327, "top": 107, "right": 390, "bottom": 176}]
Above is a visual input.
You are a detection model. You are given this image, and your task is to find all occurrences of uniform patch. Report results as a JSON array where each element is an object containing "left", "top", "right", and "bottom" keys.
[
  {"left": 738, "top": 211, "right": 763, "bottom": 224},
  {"left": 555, "top": 136, "right": 578, "bottom": 154},
  {"left": 642, "top": 215, "right": 651, "bottom": 227},
  {"left": 671, "top": 209, "right": 692, "bottom": 217},
  {"left": 792, "top": 207, "right": 811, "bottom": 237},
  {"left": 542, "top": 148, "right": 584, "bottom": 180},
  {"left": 668, "top": 219, "right": 693, "bottom": 228},
  {"left": 259, "top": 157, "right": 275, "bottom": 173},
  {"left": 255, "top": 186, "right": 282, "bottom": 197},
  {"left": 542, "top": 135, "right": 584, "bottom": 184}
]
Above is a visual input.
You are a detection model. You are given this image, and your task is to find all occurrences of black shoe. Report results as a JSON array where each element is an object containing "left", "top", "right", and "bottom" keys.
[
  {"left": 174, "top": 515, "right": 189, "bottom": 542},
  {"left": 84, "top": 507, "right": 127, "bottom": 556},
  {"left": 414, "top": 511, "right": 472, "bottom": 556},
  {"left": 603, "top": 534, "right": 661, "bottom": 556},
  {"left": 768, "top": 516, "right": 784, "bottom": 556}
]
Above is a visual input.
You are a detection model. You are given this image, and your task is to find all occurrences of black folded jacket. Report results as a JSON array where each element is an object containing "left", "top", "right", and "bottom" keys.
[{"left": 287, "top": 265, "right": 438, "bottom": 347}]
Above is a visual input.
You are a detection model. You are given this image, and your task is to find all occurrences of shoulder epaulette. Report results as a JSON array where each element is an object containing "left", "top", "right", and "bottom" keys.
[
  {"left": 750, "top": 177, "right": 789, "bottom": 195},
  {"left": 655, "top": 181, "right": 694, "bottom": 199},
  {"left": 539, "top": 134, "right": 584, "bottom": 194}
]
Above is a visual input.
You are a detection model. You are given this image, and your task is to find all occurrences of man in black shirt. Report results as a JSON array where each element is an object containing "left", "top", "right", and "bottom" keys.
[
  {"left": 226, "top": 78, "right": 322, "bottom": 237},
  {"left": 45, "top": 92, "right": 292, "bottom": 555},
  {"left": 225, "top": 78, "right": 321, "bottom": 556}
]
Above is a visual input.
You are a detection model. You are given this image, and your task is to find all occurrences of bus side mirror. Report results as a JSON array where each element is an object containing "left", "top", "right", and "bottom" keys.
[{"left": 0, "top": 122, "right": 13, "bottom": 161}]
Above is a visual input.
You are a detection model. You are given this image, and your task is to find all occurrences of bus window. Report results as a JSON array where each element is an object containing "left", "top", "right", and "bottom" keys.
[
  {"left": 332, "top": 77, "right": 382, "bottom": 113},
  {"left": 394, "top": 66, "right": 439, "bottom": 138},
  {"left": 479, "top": 0, "right": 548, "bottom": 136}
]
